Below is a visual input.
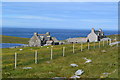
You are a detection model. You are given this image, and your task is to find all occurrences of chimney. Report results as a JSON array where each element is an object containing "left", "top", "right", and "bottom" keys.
[
  {"left": 46, "top": 32, "right": 50, "bottom": 35},
  {"left": 91, "top": 28, "right": 95, "bottom": 32},
  {"left": 99, "top": 28, "right": 102, "bottom": 32},
  {"left": 34, "top": 32, "right": 38, "bottom": 36}
]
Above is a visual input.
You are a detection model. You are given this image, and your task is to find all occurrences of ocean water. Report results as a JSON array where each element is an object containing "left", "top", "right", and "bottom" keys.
[
  {"left": 0, "top": 43, "right": 25, "bottom": 48},
  {"left": 2, "top": 27, "right": 118, "bottom": 40}
]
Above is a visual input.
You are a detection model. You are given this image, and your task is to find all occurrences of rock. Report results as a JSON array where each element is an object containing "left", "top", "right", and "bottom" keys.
[
  {"left": 19, "top": 49, "right": 23, "bottom": 51},
  {"left": 75, "top": 69, "right": 84, "bottom": 76},
  {"left": 49, "top": 72, "right": 53, "bottom": 74},
  {"left": 70, "top": 75, "right": 80, "bottom": 78},
  {"left": 101, "top": 50, "right": 106, "bottom": 53},
  {"left": 52, "top": 77, "right": 66, "bottom": 80},
  {"left": 46, "top": 61, "right": 51, "bottom": 64},
  {"left": 85, "top": 59, "right": 92, "bottom": 64},
  {"left": 83, "top": 57, "right": 92, "bottom": 64},
  {"left": 103, "top": 73, "right": 109, "bottom": 75},
  {"left": 23, "top": 67, "right": 32, "bottom": 69},
  {"left": 70, "top": 64, "right": 78, "bottom": 67}
]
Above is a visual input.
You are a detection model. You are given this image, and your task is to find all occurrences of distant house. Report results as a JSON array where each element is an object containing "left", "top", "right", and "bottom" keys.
[
  {"left": 29, "top": 32, "right": 59, "bottom": 47},
  {"left": 87, "top": 28, "right": 106, "bottom": 42},
  {"left": 66, "top": 28, "right": 110, "bottom": 43},
  {"left": 66, "top": 38, "right": 87, "bottom": 43}
]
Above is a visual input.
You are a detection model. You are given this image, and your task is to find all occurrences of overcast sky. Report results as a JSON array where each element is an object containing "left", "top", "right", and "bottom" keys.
[{"left": 2, "top": 2, "right": 118, "bottom": 30}]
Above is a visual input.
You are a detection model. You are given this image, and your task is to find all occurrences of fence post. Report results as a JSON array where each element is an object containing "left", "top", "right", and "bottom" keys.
[
  {"left": 117, "top": 42, "right": 118, "bottom": 47},
  {"left": 107, "top": 40, "right": 108, "bottom": 45},
  {"left": 81, "top": 43, "right": 83, "bottom": 51},
  {"left": 88, "top": 42, "right": 89, "bottom": 50},
  {"left": 51, "top": 48, "right": 53, "bottom": 60},
  {"left": 99, "top": 41, "right": 100, "bottom": 48},
  {"left": 110, "top": 39, "right": 111, "bottom": 44},
  {"left": 73, "top": 44, "right": 75, "bottom": 53},
  {"left": 63, "top": 47, "right": 65, "bottom": 57},
  {"left": 15, "top": 52, "right": 17, "bottom": 69},
  {"left": 35, "top": 50, "right": 38, "bottom": 64}
]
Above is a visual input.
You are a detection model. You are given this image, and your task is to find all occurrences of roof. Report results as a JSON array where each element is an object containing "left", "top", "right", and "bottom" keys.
[
  {"left": 109, "top": 41, "right": 120, "bottom": 46},
  {"left": 100, "top": 38, "right": 111, "bottom": 41},
  {"left": 46, "top": 40, "right": 53, "bottom": 44},
  {"left": 67, "top": 38, "right": 87, "bottom": 43},
  {"left": 94, "top": 31, "right": 103, "bottom": 35},
  {"left": 52, "top": 37, "right": 59, "bottom": 42},
  {"left": 38, "top": 34, "right": 46, "bottom": 35},
  {"left": 37, "top": 34, "right": 50, "bottom": 40}
]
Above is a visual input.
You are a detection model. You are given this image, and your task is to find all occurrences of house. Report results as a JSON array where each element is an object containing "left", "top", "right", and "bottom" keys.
[
  {"left": 66, "top": 38, "right": 87, "bottom": 43},
  {"left": 87, "top": 28, "right": 106, "bottom": 42},
  {"left": 29, "top": 32, "right": 59, "bottom": 47}
]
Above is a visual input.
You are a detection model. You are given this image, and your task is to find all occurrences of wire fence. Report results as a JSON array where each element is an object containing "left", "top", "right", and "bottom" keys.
[{"left": 3, "top": 40, "right": 119, "bottom": 69}]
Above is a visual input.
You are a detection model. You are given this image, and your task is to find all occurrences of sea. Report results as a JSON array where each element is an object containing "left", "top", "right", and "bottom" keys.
[{"left": 1, "top": 27, "right": 118, "bottom": 40}]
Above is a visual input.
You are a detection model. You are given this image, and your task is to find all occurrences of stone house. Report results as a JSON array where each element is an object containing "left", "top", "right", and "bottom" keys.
[
  {"left": 87, "top": 28, "right": 106, "bottom": 42},
  {"left": 29, "top": 32, "right": 59, "bottom": 47},
  {"left": 66, "top": 28, "right": 109, "bottom": 43},
  {"left": 66, "top": 38, "right": 87, "bottom": 43}
]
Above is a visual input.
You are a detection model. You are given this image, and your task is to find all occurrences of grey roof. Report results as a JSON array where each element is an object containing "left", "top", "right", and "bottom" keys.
[
  {"left": 46, "top": 40, "right": 53, "bottom": 44},
  {"left": 37, "top": 34, "right": 51, "bottom": 40},
  {"left": 109, "top": 41, "right": 120, "bottom": 46},
  {"left": 67, "top": 38, "right": 87, "bottom": 43},
  {"left": 94, "top": 31, "right": 103, "bottom": 35},
  {"left": 52, "top": 37, "right": 59, "bottom": 42},
  {"left": 100, "top": 38, "right": 111, "bottom": 41}
]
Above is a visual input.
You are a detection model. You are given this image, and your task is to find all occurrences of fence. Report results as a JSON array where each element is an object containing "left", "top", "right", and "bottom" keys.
[{"left": 10, "top": 39, "right": 118, "bottom": 69}]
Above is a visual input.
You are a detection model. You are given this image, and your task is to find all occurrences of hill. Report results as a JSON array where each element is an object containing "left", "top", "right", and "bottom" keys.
[
  {"left": 1, "top": 34, "right": 119, "bottom": 79},
  {"left": 2, "top": 34, "right": 119, "bottom": 79},
  {"left": 0, "top": 35, "right": 29, "bottom": 44}
]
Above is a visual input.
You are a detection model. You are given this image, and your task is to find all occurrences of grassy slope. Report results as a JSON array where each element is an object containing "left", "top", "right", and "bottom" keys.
[
  {"left": 2, "top": 35, "right": 119, "bottom": 78},
  {"left": 107, "top": 34, "right": 120, "bottom": 40},
  {"left": 1, "top": 35, "right": 29, "bottom": 44},
  {"left": 2, "top": 43, "right": 119, "bottom": 78}
]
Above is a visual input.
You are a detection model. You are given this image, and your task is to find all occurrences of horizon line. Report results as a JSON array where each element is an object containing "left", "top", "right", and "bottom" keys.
[{"left": 2, "top": 27, "right": 118, "bottom": 31}]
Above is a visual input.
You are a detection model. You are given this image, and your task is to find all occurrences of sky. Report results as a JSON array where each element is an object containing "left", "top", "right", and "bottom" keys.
[{"left": 2, "top": 2, "right": 118, "bottom": 30}]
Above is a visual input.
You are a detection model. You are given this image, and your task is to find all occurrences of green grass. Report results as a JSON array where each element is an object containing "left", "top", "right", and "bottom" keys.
[
  {"left": 2, "top": 35, "right": 119, "bottom": 79},
  {"left": 1, "top": 35, "right": 29, "bottom": 44},
  {"left": 107, "top": 34, "right": 120, "bottom": 41}
]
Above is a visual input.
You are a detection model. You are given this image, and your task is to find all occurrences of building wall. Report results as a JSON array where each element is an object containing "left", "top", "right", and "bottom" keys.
[
  {"left": 66, "top": 38, "right": 87, "bottom": 43},
  {"left": 29, "top": 35, "right": 41, "bottom": 46},
  {"left": 87, "top": 32, "right": 98, "bottom": 42}
]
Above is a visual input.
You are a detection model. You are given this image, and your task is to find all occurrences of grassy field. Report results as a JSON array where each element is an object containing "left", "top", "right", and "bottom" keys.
[
  {"left": 1, "top": 35, "right": 29, "bottom": 44},
  {"left": 2, "top": 34, "right": 119, "bottom": 79}
]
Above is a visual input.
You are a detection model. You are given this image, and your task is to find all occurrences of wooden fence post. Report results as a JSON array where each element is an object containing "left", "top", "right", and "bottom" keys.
[
  {"left": 15, "top": 52, "right": 17, "bottom": 69},
  {"left": 63, "top": 47, "right": 65, "bottom": 57},
  {"left": 109, "top": 39, "right": 111, "bottom": 44},
  {"left": 107, "top": 40, "right": 109, "bottom": 45},
  {"left": 81, "top": 43, "right": 83, "bottom": 51},
  {"left": 117, "top": 42, "right": 118, "bottom": 47},
  {"left": 35, "top": 50, "right": 38, "bottom": 64},
  {"left": 73, "top": 44, "right": 75, "bottom": 53},
  {"left": 51, "top": 48, "right": 53, "bottom": 60},
  {"left": 88, "top": 42, "right": 89, "bottom": 50}
]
